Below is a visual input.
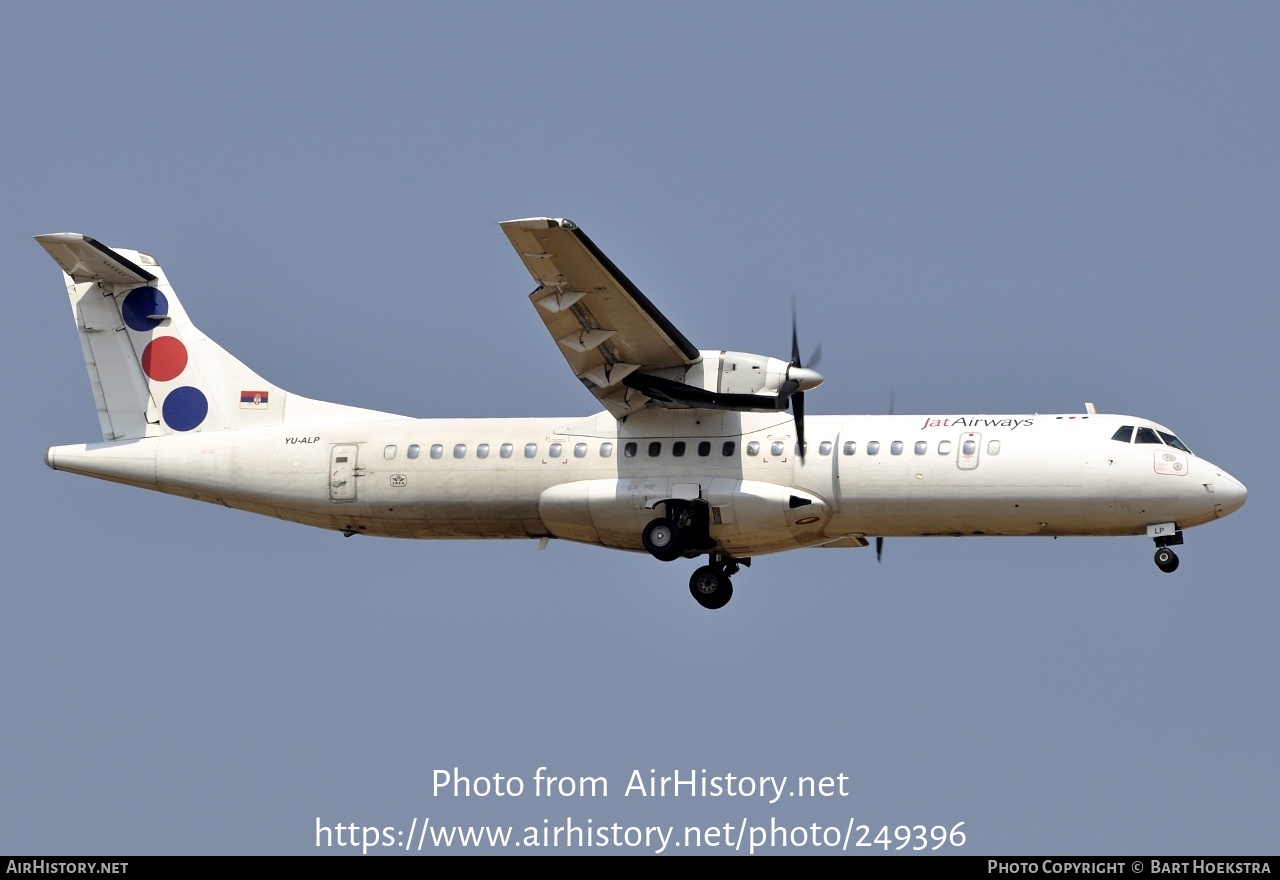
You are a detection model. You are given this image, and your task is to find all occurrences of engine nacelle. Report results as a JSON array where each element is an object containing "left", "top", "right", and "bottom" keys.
[{"left": 624, "top": 350, "right": 811, "bottom": 412}]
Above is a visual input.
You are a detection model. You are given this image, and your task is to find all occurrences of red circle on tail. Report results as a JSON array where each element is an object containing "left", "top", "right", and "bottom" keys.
[{"left": 141, "top": 336, "right": 188, "bottom": 382}]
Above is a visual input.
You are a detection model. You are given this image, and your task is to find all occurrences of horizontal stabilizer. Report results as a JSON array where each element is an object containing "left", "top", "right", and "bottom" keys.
[{"left": 34, "top": 233, "right": 156, "bottom": 284}]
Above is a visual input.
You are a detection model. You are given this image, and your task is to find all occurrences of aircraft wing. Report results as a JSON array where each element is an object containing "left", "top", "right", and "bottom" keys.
[{"left": 500, "top": 218, "right": 701, "bottom": 417}]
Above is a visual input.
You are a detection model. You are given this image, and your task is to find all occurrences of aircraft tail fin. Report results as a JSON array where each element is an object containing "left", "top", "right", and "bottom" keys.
[{"left": 38, "top": 233, "right": 393, "bottom": 441}]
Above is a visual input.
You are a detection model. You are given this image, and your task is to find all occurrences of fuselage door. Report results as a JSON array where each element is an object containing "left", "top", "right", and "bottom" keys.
[
  {"left": 957, "top": 432, "right": 981, "bottom": 470},
  {"left": 330, "top": 444, "right": 359, "bottom": 501}
]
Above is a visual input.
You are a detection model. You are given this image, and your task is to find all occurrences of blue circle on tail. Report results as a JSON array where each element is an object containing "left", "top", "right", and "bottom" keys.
[
  {"left": 162, "top": 386, "right": 208, "bottom": 431},
  {"left": 122, "top": 287, "right": 169, "bottom": 332}
]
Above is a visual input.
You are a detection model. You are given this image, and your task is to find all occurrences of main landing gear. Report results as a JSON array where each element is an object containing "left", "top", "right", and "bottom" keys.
[
  {"left": 688, "top": 554, "right": 744, "bottom": 610},
  {"left": 1153, "top": 529, "right": 1184, "bottom": 573},
  {"left": 641, "top": 516, "right": 682, "bottom": 562},
  {"left": 642, "top": 501, "right": 744, "bottom": 609},
  {"left": 641, "top": 500, "right": 714, "bottom": 562}
]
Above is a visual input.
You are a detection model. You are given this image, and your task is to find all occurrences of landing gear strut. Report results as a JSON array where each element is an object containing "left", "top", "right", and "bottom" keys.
[
  {"left": 1153, "top": 529, "right": 1183, "bottom": 573},
  {"left": 688, "top": 553, "right": 745, "bottom": 610}
]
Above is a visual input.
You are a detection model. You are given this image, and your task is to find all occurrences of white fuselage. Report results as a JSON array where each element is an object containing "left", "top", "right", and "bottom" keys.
[{"left": 45, "top": 408, "right": 1247, "bottom": 559}]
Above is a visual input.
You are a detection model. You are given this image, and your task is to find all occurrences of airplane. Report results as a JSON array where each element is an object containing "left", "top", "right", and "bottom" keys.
[{"left": 37, "top": 218, "right": 1247, "bottom": 609}]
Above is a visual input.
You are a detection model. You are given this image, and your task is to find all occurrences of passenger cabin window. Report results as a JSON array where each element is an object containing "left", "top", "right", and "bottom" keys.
[
  {"left": 500, "top": 443, "right": 513, "bottom": 458},
  {"left": 647, "top": 442, "right": 661, "bottom": 457},
  {"left": 453, "top": 444, "right": 466, "bottom": 459},
  {"left": 407, "top": 444, "right": 420, "bottom": 459},
  {"left": 430, "top": 444, "right": 444, "bottom": 459},
  {"left": 384, "top": 445, "right": 396, "bottom": 460},
  {"left": 524, "top": 443, "right": 538, "bottom": 458},
  {"left": 819, "top": 441, "right": 832, "bottom": 456},
  {"left": 938, "top": 440, "right": 951, "bottom": 455},
  {"left": 672, "top": 441, "right": 686, "bottom": 457},
  {"left": 1112, "top": 426, "right": 1134, "bottom": 443},
  {"left": 747, "top": 441, "right": 760, "bottom": 456},
  {"left": 549, "top": 443, "right": 562, "bottom": 458},
  {"left": 770, "top": 441, "right": 785, "bottom": 456},
  {"left": 867, "top": 441, "right": 880, "bottom": 455},
  {"left": 1135, "top": 427, "right": 1162, "bottom": 444},
  {"left": 914, "top": 441, "right": 927, "bottom": 455},
  {"left": 988, "top": 440, "right": 1001, "bottom": 455},
  {"left": 698, "top": 441, "right": 712, "bottom": 457},
  {"left": 573, "top": 443, "right": 587, "bottom": 458},
  {"left": 891, "top": 441, "right": 903, "bottom": 455},
  {"left": 624, "top": 442, "right": 638, "bottom": 457},
  {"left": 477, "top": 443, "right": 490, "bottom": 459},
  {"left": 722, "top": 441, "right": 735, "bottom": 456},
  {"left": 599, "top": 442, "right": 613, "bottom": 457},
  {"left": 963, "top": 440, "right": 976, "bottom": 455},
  {"left": 843, "top": 441, "right": 856, "bottom": 455}
]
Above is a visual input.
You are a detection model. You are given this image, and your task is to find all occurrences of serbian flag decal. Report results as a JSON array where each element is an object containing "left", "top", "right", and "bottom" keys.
[{"left": 240, "top": 390, "right": 270, "bottom": 409}]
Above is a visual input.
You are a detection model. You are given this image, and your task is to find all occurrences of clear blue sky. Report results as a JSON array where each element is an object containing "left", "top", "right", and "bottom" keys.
[{"left": 2, "top": 2, "right": 1275, "bottom": 854}]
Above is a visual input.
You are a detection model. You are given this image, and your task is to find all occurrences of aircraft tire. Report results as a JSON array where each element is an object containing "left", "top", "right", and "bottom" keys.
[
  {"left": 1154, "top": 547, "right": 1179, "bottom": 573},
  {"left": 689, "top": 566, "right": 733, "bottom": 609},
  {"left": 643, "top": 517, "right": 683, "bottom": 562}
]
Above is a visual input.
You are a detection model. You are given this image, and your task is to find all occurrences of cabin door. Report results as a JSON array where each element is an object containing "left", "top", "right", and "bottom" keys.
[{"left": 329, "top": 444, "right": 359, "bottom": 501}]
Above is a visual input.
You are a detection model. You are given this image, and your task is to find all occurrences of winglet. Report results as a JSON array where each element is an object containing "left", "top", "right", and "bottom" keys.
[{"left": 34, "top": 233, "right": 157, "bottom": 284}]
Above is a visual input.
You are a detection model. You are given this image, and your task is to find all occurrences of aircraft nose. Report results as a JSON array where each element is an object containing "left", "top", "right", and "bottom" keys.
[{"left": 1214, "top": 470, "right": 1248, "bottom": 518}]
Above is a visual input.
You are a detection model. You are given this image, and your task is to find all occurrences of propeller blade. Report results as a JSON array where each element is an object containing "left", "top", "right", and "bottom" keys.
[
  {"left": 793, "top": 391, "right": 806, "bottom": 461},
  {"left": 875, "top": 536, "right": 884, "bottom": 563},
  {"left": 808, "top": 340, "right": 823, "bottom": 369},
  {"left": 790, "top": 300, "right": 801, "bottom": 367},
  {"left": 786, "top": 301, "right": 822, "bottom": 461}
]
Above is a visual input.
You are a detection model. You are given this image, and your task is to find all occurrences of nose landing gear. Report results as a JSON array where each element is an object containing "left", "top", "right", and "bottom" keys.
[
  {"left": 1154, "top": 546, "right": 1179, "bottom": 573},
  {"left": 1152, "top": 528, "right": 1183, "bottom": 573}
]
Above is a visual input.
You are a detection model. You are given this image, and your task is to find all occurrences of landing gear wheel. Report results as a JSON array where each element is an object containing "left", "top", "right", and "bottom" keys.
[
  {"left": 689, "top": 565, "right": 733, "bottom": 609},
  {"left": 1154, "top": 546, "right": 1179, "bottom": 573},
  {"left": 643, "top": 517, "right": 683, "bottom": 562}
]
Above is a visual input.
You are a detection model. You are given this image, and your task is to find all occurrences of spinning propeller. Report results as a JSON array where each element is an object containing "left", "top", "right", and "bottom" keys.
[{"left": 786, "top": 303, "right": 824, "bottom": 461}]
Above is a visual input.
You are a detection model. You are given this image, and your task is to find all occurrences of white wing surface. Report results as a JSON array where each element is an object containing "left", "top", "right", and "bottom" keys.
[{"left": 500, "top": 218, "right": 701, "bottom": 417}]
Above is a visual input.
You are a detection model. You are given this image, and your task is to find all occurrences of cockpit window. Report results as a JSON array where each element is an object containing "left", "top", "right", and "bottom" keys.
[
  {"left": 1158, "top": 430, "right": 1192, "bottom": 454},
  {"left": 1111, "top": 426, "right": 1133, "bottom": 443},
  {"left": 1134, "top": 427, "right": 1162, "bottom": 444}
]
